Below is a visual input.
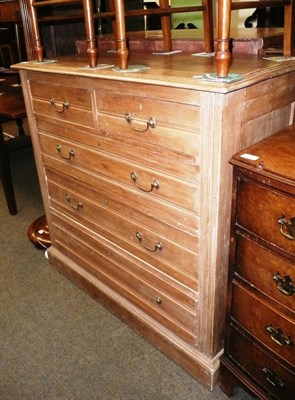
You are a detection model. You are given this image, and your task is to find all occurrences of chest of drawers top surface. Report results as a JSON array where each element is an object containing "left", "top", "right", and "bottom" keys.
[
  {"left": 230, "top": 124, "right": 295, "bottom": 184},
  {"left": 13, "top": 53, "right": 295, "bottom": 93}
]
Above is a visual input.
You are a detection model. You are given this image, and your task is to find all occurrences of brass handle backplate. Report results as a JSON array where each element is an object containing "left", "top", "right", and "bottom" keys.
[
  {"left": 262, "top": 367, "right": 286, "bottom": 388},
  {"left": 273, "top": 272, "right": 295, "bottom": 296},
  {"left": 130, "top": 171, "right": 159, "bottom": 193},
  {"left": 278, "top": 215, "right": 295, "bottom": 240},
  {"left": 266, "top": 324, "right": 293, "bottom": 346},
  {"left": 125, "top": 112, "right": 157, "bottom": 132},
  {"left": 65, "top": 194, "right": 83, "bottom": 210},
  {"left": 50, "top": 98, "right": 70, "bottom": 113},
  {"left": 136, "top": 231, "right": 163, "bottom": 252},
  {"left": 56, "top": 144, "right": 75, "bottom": 160}
]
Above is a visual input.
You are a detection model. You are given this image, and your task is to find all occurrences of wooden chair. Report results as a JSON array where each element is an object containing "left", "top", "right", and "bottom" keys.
[
  {"left": 26, "top": 0, "right": 214, "bottom": 70},
  {"left": 0, "top": 72, "right": 31, "bottom": 215},
  {"left": 216, "top": 0, "right": 295, "bottom": 77}
]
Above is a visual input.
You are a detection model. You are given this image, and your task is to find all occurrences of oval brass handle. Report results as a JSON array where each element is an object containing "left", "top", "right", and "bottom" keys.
[
  {"left": 125, "top": 112, "right": 157, "bottom": 132},
  {"left": 262, "top": 367, "right": 286, "bottom": 388},
  {"left": 155, "top": 296, "right": 162, "bottom": 304},
  {"left": 136, "top": 231, "right": 163, "bottom": 252},
  {"left": 273, "top": 272, "right": 295, "bottom": 296},
  {"left": 65, "top": 194, "right": 83, "bottom": 210},
  {"left": 266, "top": 324, "right": 293, "bottom": 346},
  {"left": 56, "top": 144, "right": 75, "bottom": 160},
  {"left": 278, "top": 216, "right": 295, "bottom": 240},
  {"left": 50, "top": 98, "right": 70, "bottom": 113},
  {"left": 130, "top": 171, "right": 160, "bottom": 193}
]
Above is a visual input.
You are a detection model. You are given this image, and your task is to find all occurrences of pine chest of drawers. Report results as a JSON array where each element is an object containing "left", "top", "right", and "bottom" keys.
[
  {"left": 16, "top": 54, "right": 295, "bottom": 389},
  {"left": 220, "top": 125, "right": 295, "bottom": 399}
]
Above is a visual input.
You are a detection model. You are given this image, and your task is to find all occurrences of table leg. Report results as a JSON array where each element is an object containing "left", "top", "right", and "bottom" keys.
[{"left": 0, "top": 124, "right": 17, "bottom": 215}]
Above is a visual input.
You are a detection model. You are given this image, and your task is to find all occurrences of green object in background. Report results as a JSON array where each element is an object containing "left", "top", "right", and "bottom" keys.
[{"left": 171, "top": 0, "right": 203, "bottom": 29}]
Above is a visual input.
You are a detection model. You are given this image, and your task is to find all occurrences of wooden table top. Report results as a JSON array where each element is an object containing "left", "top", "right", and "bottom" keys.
[{"left": 0, "top": 81, "right": 26, "bottom": 120}]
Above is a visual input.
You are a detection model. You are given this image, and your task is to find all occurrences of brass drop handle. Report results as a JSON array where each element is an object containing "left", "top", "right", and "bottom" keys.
[
  {"left": 278, "top": 215, "right": 295, "bottom": 240},
  {"left": 65, "top": 194, "right": 83, "bottom": 210},
  {"left": 125, "top": 112, "right": 157, "bottom": 132},
  {"left": 273, "top": 272, "right": 295, "bottom": 296},
  {"left": 136, "top": 231, "right": 163, "bottom": 252},
  {"left": 155, "top": 296, "right": 162, "bottom": 304},
  {"left": 50, "top": 98, "right": 70, "bottom": 113},
  {"left": 262, "top": 367, "right": 286, "bottom": 388},
  {"left": 130, "top": 171, "right": 160, "bottom": 193},
  {"left": 266, "top": 324, "right": 293, "bottom": 346},
  {"left": 56, "top": 144, "right": 75, "bottom": 160}
]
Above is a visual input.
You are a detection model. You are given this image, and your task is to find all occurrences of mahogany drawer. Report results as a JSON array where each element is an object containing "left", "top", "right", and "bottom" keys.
[
  {"left": 46, "top": 174, "right": 199, "bottom": 289},
  {"left": 51, "top": 212, "right": 198, "bottom": 345},
  {"left": 231, "top": 283, "right": 295, "bottom": 366},
  {"left": 236, "top": 178, "right": 295, "bottom": 255},
  {"left": 235, "top": 234, "right": 295, "bottom": 312},
  {"left": 39, "top": 132, "right": 199, "bottom": 213},
  {"left": 29, "top": 79, "right": 93, "bottom": 127},
  {"left": 228, "top": 325, "right": 295, "bottom": 400}
]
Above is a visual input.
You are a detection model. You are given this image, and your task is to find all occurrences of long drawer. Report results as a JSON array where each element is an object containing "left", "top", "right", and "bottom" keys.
[
  {"left": 39, "top": 131, "right": 199, "bottom": 212},
  {"left": 235, "top": 234, "right": 295, "bottom": 312},
  {"left": 46, "top": 171, "right": 199, "bottom": 289},
  {"left": 228, "top": 326, "right": 295, "bottom": 400},
  {"left": 51, "top": 212, "right": 198, "bottom": 345},
  {"left": 231, "top": 283, "right": 295, "bottom": 366},
  {"left": 236, "top": 178, "right": 295, "bottom": 255},
  {"left": 36, "top": 114, "right": 199, "bottom": 183}
]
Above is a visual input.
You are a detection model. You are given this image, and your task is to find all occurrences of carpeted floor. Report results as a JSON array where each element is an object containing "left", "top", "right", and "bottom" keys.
[{"left": 0, "top": 129, "right": 254, "bottom": 400}]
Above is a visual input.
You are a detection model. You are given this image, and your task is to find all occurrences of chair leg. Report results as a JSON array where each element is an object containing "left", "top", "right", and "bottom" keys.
[
  {"left": 0, "top": 127, "right": 17, "bottom": 215},
  {"left": 16, "top": 118, "right": 25, "bottom": 136}
]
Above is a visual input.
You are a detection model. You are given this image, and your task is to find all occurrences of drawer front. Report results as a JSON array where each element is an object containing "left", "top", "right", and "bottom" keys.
[
  {"left": 46, "top": 168, "right": 199, "bottom": 252},
  {"left": 51, "top": 213, "right": 198, "bottom": 345},
  {"left": 96, "top": 91, "right": 200, "bottom": 181},
  {"left": 231, "top": 283, "right": 295, "bottom": 366},
  {"left": 95, "top": 125, "right": 199, "bottom": 183},
  {"left": 96, "top": 90, "right": 200, "bottom": 131},
  {"left": 46, "top": 174, "right": 199, "bottom": 288},
  {"left": 37, "top": 110, "right": 199, "bottom": 183},
  {"left": 236, "top": 234, "right": 295, "bottom": 312},
  {"left": 237, "top": 179, "right": 295, "bottom": 255},
  {"left": 30, "top": 79, "right": 93, "bottom": 127},
  {"left": 39, "top": 132, "right": 199, "bottom": 213},
  {"left": 228, "top": 326, "right": 295, "bottom": 400},
  {"left": 30, "top": 79, "right": 92, "bottom": 109}
]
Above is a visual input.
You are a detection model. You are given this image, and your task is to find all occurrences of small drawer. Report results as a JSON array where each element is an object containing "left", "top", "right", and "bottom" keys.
[
  {"left": 231, "top": 283, "right": 295, "bottom": 366},
  {"left": 96, "top": 92, "right": 200, "bottom": 182},
  {"left": 96, "top": 90, "right": 200, "bottom": 132},
  {"left": 39, "top": 132, "right": 199, "bottom": 213},
  {"left": 236, "top": 179, "right": 295, "bottom": 255},
  {"left": 236, "top": 234, "right": 295, "bottom": 312},
  {"left": 47, "top": 176, "right": 199, "bottom": 289},
  {"left": 30, "top": 79, "right": 93, "bottom": 127},
  {"left": 51, "top": 213, "right": 198, "bottom": 345},
  {"left": 228, "top": 326, "right": 295, "bottom": 400}
]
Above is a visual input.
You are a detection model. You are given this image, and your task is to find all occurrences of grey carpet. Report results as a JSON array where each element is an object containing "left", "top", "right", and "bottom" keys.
[{"left": 0, "top": 146, "right": 254, "bottom": 400}]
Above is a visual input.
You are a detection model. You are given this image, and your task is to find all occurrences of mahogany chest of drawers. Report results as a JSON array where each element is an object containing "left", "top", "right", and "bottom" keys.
[
  {"left": 16, "top": 54, "right": 295, "bottom": 389},
  {"left": 220, "top": 125, "right": 295, "bottom": 399}
]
